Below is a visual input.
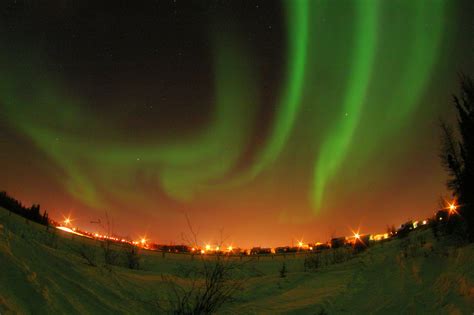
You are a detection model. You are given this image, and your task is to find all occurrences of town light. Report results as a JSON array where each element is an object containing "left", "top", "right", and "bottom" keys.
[
  {"left": 448, "top": 201, "right": 458, "bottom": 214},
  {"left": 354, "top": 233, "right": 360, "bottom": 240},
  {"left": 298, "top": 241, "right": 304, "bottom": 247},
  {"left": 227, "top": 246, "right": 233, "bottom": 252},
  {"left": 64, "top": 217, "right": 71, "bottom": 225},
  {"left": 205, "top": 244, "right": 211, "bottom": 251}
]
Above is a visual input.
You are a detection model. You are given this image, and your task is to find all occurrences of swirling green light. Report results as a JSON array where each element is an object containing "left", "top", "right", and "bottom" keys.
[
  {"left": 0, "top": 37, "right": 259, "bottom": 206},
  {"left": 0, "top": 0, "right": 448, "bottom": 217},
  {"left": 310, "top": 0, "right": 445, "bottom": 212},
  {"left": 249, "top": 0, "right": 309, "bottom": 175},
  {"left": 312, "top": 2, "right": 378, "bottom": 210}
]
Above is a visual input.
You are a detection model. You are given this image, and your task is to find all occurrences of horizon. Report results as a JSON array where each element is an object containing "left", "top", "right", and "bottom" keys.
[
  {"left": 1, "top": 0, "right": 474, "bottom": 249},
  {"left": 1, "top": 190, "right": 449, "bottom": 250}
]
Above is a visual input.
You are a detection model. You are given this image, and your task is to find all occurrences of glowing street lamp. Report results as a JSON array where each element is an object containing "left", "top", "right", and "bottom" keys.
[
  {"left": 448, "top": 202, "right": 457, "bottom": 214},
  {"left": 205, "top": 244, "right": 211, "bottom": 251},
  {"left": 354, "top": 233, "right": 360, "bottom": 240},
  {"left": 63, "top": 216, "right": 72, "bottom": 226}
]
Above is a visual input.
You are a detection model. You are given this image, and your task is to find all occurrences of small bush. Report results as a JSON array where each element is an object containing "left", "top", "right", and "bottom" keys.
[
  {"left": 43, "top": 229, "right": 58, "bottom": 249},
  {"left": 304, "top": 253, "right": 321, "bottom": 271},
  {"left": 279, "top": 262, "right": 287, "bottom": 278},
  {"left": 124, "top": 244, "right": 140, "bottom": 270},
  {"left": 101, "top": 240, "right": 119, "bottom": 266},
  {"left": 159, "top": 257, "right": 243, "bottom": 314},
  {"left": 74, "top": 243, "right": 97, "bottom": 267}
]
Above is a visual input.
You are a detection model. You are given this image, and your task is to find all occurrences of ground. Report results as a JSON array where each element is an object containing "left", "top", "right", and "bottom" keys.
[{"left": 1, "top": 207, "right": 474, "bottom": 314}]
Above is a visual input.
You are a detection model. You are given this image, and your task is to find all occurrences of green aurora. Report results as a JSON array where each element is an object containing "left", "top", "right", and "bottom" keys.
[{"left": 0, "top": 0, "right": 453, "bottom": 227}]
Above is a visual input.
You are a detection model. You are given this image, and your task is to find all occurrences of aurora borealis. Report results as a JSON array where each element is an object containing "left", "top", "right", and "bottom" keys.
[{"left": 1, "top": 0, "right": 473, "bottom": 247}]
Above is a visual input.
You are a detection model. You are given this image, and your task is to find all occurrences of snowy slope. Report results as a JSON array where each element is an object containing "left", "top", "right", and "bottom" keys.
[{"left": 1, "top": 207, "right": 473, "bottom": 314}]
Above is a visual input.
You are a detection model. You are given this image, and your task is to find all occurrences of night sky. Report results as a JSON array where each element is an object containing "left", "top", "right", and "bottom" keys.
[{"left": 1, "top": 0, "right": 473, "bottom": 247}]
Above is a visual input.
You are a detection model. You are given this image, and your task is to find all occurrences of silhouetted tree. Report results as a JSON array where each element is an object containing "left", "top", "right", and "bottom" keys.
[
  {"left": 0, "top": 191, "right": 49, "bottom": 226},
  {"left": 440, "top": 74, "right": 474, "bottom": 240}
]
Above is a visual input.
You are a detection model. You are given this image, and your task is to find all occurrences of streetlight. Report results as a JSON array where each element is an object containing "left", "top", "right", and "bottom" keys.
[{"left": 448, "top": 202, "right": 457, "bottom": 214}]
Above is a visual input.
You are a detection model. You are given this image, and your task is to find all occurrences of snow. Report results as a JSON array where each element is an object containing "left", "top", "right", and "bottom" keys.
[{"left": 1, "top": 207, "right": 473, "bottom": 314}]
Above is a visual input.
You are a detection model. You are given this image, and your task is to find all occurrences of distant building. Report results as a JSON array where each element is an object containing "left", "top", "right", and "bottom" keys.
[
  {"left": 156, "top": 244, "right": 190, "bottom": 253},
  {"left": 314, "top": 243, "right": 330, "bottom": 251},
  {"left": 250, "top": 247, "right": 272, "bottom": 255},
  {"left": 397, "top": 221, "right": 414, "bottom": 237},
  {"left": 331, "top": 237, "right": 346, "bottom": 248},
  {"left": 275, "top": 246, "right": 290, "bottom": 254}
]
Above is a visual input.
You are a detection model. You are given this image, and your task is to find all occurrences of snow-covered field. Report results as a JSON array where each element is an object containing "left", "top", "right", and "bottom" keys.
[{"left": 1, "top": 207, "right": 473, "bottom": 314}]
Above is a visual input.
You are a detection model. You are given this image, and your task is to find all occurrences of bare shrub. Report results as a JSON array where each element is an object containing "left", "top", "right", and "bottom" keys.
[
  {"left": 399, "top": 238, "right": 411, "bottom": 258},
  {"left": 90, "top": 212, "right": 120, "bottom": 267},
  {"left": 159, "top": 257, "right": 243, "bottom": 314},
  {"left": 279, "top": 262, "right": 287, "bottom": 278},
  {"left": 72, "top": 243, "right": 97, "bottom": 267},
  {"left": 331, "top": 247, "right": 353, "bottom": 264},
  {"left": 101, "top": 239, "right": 119, "bottom": 266},
  {"left": 43, "top": 229, "right": 58, "bottom": 249},
  {"left": 305, "top": 247, "right": 355, "bottom": 271},
  {"left": 399, "top": 237, "right": 425, "bottom": 258},
  {"left": 304, "top": 253, "right": 321, "bottom": 271},
  {"left": 124, "top": 243, "right": 140, "bottom": 270},
  {"left": 157, "top": 212, "right": 244, "bottom": 313}
]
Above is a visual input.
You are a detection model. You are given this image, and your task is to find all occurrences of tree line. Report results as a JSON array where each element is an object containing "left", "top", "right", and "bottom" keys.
[{"left": 0, "top": 191, "right": 49, "bottom": 226}]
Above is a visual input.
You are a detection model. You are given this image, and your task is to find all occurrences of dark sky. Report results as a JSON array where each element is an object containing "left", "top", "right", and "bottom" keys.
[{"left": 1, "top": 0, "right": 473, "bottom": 247}]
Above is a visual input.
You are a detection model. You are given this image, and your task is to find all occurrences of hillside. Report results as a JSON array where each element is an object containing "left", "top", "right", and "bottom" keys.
[{"left": 1, "top": 207, "right": 474, "bottom": 314}]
